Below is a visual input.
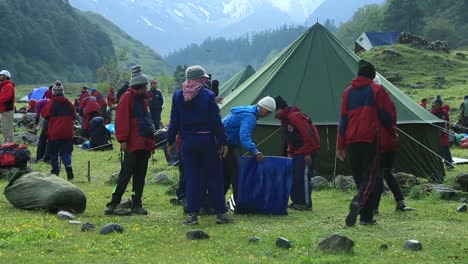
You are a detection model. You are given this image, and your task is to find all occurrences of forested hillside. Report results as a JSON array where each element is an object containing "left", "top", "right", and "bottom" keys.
[{"left": 0, "top": 0, "right": 115, "bottom": 84}]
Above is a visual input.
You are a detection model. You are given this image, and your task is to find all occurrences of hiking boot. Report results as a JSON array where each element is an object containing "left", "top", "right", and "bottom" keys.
[
  {"left": 183, "top": 213, "right": 199, "bottom": 225},
  {"left": 170, "top": 198, "right": 181, "bottom": 206},
  {"left": 345, "top": 202, "right": 360, "bottom": 227},
  {"left": 289, "top": 204, "right": 312, "bottom": 211},
  {"left": 216, "top": 214, "right": 234, "bottom": 224},
  {"left": 396, "top": 200, "right": 415, "bottom": 211},
  {"left": 373, "top": 209, "right": 380, "bottom": 215},
  {"left": 104, "top": 203, "right": 118, "bottom": 215},
  {"left": 131, "top": 206, "right": 148, "bottom": 215},
  {"left": 66, "top": 166, "right": 74, "bottom": 180},
  {"left": 360, "top": 219, "right": 377, "bottom": 226}
]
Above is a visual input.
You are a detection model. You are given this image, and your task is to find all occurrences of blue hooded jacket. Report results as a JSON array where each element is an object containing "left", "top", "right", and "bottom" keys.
[{"left": 223, "top": 105, "right": 259, "bottom": 154}]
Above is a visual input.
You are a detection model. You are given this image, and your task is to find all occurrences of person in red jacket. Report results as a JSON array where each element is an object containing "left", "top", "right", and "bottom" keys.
[
  {"left": 27, "top": 100, "right": 37, "bottom": 113},
  {"left": 104, "top": 65, "right": 155, "bottom": 215},
  {"left": 79, "top": 96, "right": 101, "bottom": 138},
  {"left": 419, "top": 98, "right": 427, "bottom": 109},
  {"left": 337, "top": 60, "right": 395, "bottom": 226},
  {"left": 106, "top": 87, "right": 116, "bottom": 124},
  {"left": 274, "top": 96, "right": 320, "bottom": 211},
  {"left": 79, "top": 86, "right": 90, "bottom": 101},
  {"left": 41, "top": 81, "right": 76, "bottom": 180},
  {"left": 90, "top": 88, "right": 108, "bottom": 118},
  {"left": 372, "top": 77, "right": 414, "bottom": 214},
  {"left": 431, "top": 99, "right": 454, "bottom": 169},
  {"left": 0, "top": 70, "right": 15, "bottom": 143},
  {"left": 43, "top": 85, "right": 53, "bottom": 99}
]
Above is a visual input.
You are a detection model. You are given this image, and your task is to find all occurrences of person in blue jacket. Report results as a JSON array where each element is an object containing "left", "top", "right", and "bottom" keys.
[
  {"left": 222, "top": 96, "right": 276, "bottom": 203},
  {"left": 167, "top": 65, "right": 233, "bottom": 225}
]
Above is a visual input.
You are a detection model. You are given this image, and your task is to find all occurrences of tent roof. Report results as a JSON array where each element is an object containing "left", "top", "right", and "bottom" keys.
[
  {"left": 220, "top": 24, "right": 441, "bottom": 126},
  {"left": 365, "top": 32, "right": 401, "bottom": 47},
  {"left": 218, "top": 65, "right": 256, "bottom": 98}
]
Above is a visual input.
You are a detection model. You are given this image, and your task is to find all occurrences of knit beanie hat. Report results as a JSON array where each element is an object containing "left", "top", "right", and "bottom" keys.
[
  {"left": 185, "top": 65, "right": 209, "bottom": 81},
  {"left": 358, "top": 60, "right": 376, "bottom": 79},
  {"left": 130, "top": 65, "right": 149, "bottom": 87},
  {"left": 274, "top": 96, "right": 288, "bottom": 110},
  {"left": 257, "top": 96, "right": 276, "bottom": 112},
  {"left": 52, "top": 81, "right": 64, "bottom": 95}
]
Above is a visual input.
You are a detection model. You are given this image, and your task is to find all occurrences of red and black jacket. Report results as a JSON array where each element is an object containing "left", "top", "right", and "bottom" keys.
[
  {"left": 431, "top": 107, "right": 450, "bottom": 146},
  {"left": 81, "top": 96, "right": 101, "bottom": 131},
  {"left": 41, "top": 96, "right": 76, "bottom": 141},
  {"left": 275, "top": 106, "right": 320, "bottom": 156},
  {"left": 338, "top": 76, "right": 395, "bottom": 150},
  {"left": 91, "top": 91, "right": 107, "bottom": 108},
  {"left": 0, "top": 80, "right": 15, "bottom": 113},
  {"left": 43, "top": 89, "right": 53, "bottom": 99}
]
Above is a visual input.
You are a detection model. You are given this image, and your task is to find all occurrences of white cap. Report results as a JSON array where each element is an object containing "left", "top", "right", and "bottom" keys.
[
  {"left": 0, "top": 70, "right": 11, "bottom": 78},
  {"left": 257, "top": 96, "right": 276, "bottom": 112},
  {"left": 373, "top": 75, "right": 381, "bottom": 85}
]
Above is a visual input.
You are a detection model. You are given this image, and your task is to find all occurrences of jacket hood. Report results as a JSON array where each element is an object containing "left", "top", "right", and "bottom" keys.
[
  {"left": 275, "top": 106, "right": 300, "bottom": 120},
  {"left": 351, "top": 76, "right": 373, "bottom": 88},
  {"left": 51, "top": 95, "right": 69, "bottom": 102},
  {"left": 231, "top": 105, "right": 258, "bottom": 115},
  {"left": 2, "top": 80, "right": 14, "bottom": 87}
]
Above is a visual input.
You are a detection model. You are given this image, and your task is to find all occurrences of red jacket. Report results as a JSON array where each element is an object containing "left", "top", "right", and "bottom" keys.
[
  {"left": 107, "top": 89, "right": 116, "bottom": 106},
  {"left": 338, "top": 76, "right": 395, "bottom": 150},
  {"left": 431, "top": 107, "right": 450, "bottom": 146},
  {"left": 91, "top": 91, "right": 107, "bottom": 108},
  {"left": 43, "top": 89, "right": 53, "bottom": 99},
  {"left": 275, "top": 106, "right": 320, "bottom": 155},
  {"left": 41, "top": 96, "right": 76, "bottom": 141},
  {"left": 442, "top": 104, "right": 450, "bottom": 113},
  {"left": 419, "top": 101, "right": 426, "bottom": 109},
  {"left": 0, "top": 80, "right": 15, "bottom": 113},
  {"left": 116, "top": 89, "right": 155, "bottom": 152},
  {"left": 81, "top": 96, "right": 101, "bottom": 131}
]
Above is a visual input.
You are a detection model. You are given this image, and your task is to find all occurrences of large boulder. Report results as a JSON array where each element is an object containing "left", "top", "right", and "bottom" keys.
[
  {"left": 317, "top": 233, "right": 355, "bottom": 253},
  {"left": 334, "top": 175, "right": 355, "bottom": 192},
  {"left": 395, "top": 172, "right": 420, "bottom": 190},
  {"left": 421, "top": 184, "right": 461, "bottom": 200},
  {"left": 452, "top": 173, "right": 468, "bottom": 192},
  {"left": 17, "top": 113, "right": 36, "bottom": 129},
  {"left": 14, "top": 132, "right": 39, "bottom": 146},
  {"left": 311, "top": 176, "right": 329, "bottom": 191},
  {"left": 404, "top": 240, "right": 423, "bottom": 251},
  {"left": 276, "top": 237, "right": 293, "bottom": 249},
  {"left": 428, "top": 40, "right": 449, "bottom": 52},
  {"left": 398, "top": 32, "right": 428, "bottom": 47}
]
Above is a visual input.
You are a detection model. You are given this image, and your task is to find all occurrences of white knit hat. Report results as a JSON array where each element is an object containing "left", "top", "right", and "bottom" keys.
[
  {"left": 257, "top": 96, "right": 276, "bottom": 112},
  {"left": 52, "top": 81, "right": 64, "bottom": 95},
  {"left": 0, "top": 70, "right": 11, "bottom": 78}
]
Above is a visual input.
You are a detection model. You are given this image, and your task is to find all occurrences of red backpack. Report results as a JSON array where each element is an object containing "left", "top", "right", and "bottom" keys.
[{"left": 0, "top": 143, "right": 31, "bottom": 167}]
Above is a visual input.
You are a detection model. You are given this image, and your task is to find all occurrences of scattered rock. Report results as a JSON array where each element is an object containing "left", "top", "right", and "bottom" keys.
[
  {"left": 421, "top": 184, "right": 460, "bottom": 200},
  {"left": 17, "top": 113, "right": 37, "bottom": 129},
  {"left": 433, "top": 75, "right": 446, "bottom": 82},
  {"left": 68, "top": 220, "right": 82, "bottom": 225},
  {"left": 452, "top": 173, "right": 468, "bottom": 192},
  {"left": 100, "top": 223, "right": 124, "bottom": 235},
  {"left": 456, "top": 204, "right": 467, "bottom": 213},
  {"left": 455, "top": 52, "right": 466, "bottom": 60},
  {"left": 382, "top": 48, "right": 401, "bottom": 57},
  {"left": 276, "top": 237, "right": 293, "bottom": 249},
  {"left": 410, "top": 83, "right": 424, "bottom": 89},
  {"left": 404, "top": 240, "right": 423, "bottom": 251},
  {"left": 249, "top": 236, "right": 261, "bottom": 243},
  {"left": 81, "top": 222, "right": 95, "bottom": 232},
  {"left": 14, "top": 132, "right": 39, "bottom": 146},
  {"left": 186, "top": 229, "right": 209, "bottom": 240},
  {"left": 57, "top": 210, "right": 77, "bottom": 220},
  {"left": 380, "top": 243, "right": 389, "bottom": 250},
  {"left": 118, "top": 198, "right": 132, "bottom": 209},
  {"left": 461, "top": 197, "right": 468, "bottom": 203},
  {"left": 152, "top": 173, "right": 171, "bottom": 185},
  {"left": 433, "top": 83, "right": 444, "bottom": 89},
  {"left": 398, "top": 32, "right": 428, "bottom": 47},
  {"left": 395, "top": 172, "right": 420, "bottom": 190},
  {"left": 428, "top": 40, "right": 449, "bottom": 52},
  {"left": 311, "top": 176, "right": 329, "bottom": 191},
  {"left": 386, "top": 72, "right": 403, "bottom": 83},
  {"left": 334, "top": 175, "right": 355, "bottom": 192},
  {"left": 317, "top": 233, "right": 355, "bottom": 253},
  {"left": 13, "top": 113, "right": 25, "bottom": 123}
]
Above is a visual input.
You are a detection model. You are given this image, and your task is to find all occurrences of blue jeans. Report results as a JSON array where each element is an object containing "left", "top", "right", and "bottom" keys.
[{"left": 48, "top": 139, "right": 73, "bottom": 175}]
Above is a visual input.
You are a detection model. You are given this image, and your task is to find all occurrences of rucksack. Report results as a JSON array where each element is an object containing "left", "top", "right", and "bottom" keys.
[
  {"left": 116, "top": 82, "right": 130, "bottom": 101},
  {"left": 0, "top": 143, "right": 31, "bottom": 167}
]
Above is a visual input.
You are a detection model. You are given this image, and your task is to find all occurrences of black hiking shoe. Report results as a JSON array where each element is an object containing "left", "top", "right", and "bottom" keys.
[
  {"left": 104, "top": 203, "right": 118, "bottom": 215},
  {"left": 131, "top": 206, "right": 148, "bottom": 215},
  {"left": 66, "top": 166, "right": 74, "bottom": 180},
  {"left": 396, "top": 200, "right": 415, "bottom": 211},
  {"left": 373, "top": 209, "right": 380, "bottom": 215},
  {"left": 216, "top": 214, "right": 234, "bottom": 224},
  {"left": 183, "top": 214, "right": 199, "bottom": 225},
  {"left": 360, "top": 219, "right": 377, "bottom": 226},
  {"left": 289, "top": 204, "right": 312, "bottom": 211},
  {"left": 345, "top": 202, "right": 360, "bottom": 227}
]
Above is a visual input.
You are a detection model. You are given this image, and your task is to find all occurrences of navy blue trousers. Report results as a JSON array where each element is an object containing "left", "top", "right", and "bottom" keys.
[
  {"left": 48, "top": 139, "right": 73, "bottom": 175},
  {"left": 36, "top": 120, "right": 50, "bottom": 161},
  {"left": 441, "top": 145, "right": 453, "bottom": 165},
  {"left": 182, "top": 134, "right": 226, "bottom": 214},
  {"left": 291, "top": 154, "right": 314, "bottom": 208},
  {"left": 150, "top": 108, "right": 162, "bottom": 130}
]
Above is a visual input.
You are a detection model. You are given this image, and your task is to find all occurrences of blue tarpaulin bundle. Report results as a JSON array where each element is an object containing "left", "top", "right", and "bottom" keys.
[{"left": 236, "top": 156, "right": 292, "bottom": 215}]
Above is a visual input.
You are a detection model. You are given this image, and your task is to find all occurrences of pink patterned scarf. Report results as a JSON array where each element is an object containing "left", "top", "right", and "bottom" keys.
[{"left": 182, "top": 78, "right": 205, "bottom": 102}]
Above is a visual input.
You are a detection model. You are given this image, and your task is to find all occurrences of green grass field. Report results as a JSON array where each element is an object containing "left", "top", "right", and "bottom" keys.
[{"left": 2, "top": 45, "right": 467, "bottom": 263}]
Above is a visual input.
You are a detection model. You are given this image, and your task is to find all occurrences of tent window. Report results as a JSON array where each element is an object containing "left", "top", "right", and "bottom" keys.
[{"left": 359, "top": 37, "right": 364, "bottom": 42}]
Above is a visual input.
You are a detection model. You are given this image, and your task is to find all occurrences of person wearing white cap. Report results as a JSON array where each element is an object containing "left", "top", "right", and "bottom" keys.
[
  {"left": 0, "top": 70, "right": 15, "bottom": 142},
  {"left": 222, "top": 95, "right": 276, "bottom": 205}
]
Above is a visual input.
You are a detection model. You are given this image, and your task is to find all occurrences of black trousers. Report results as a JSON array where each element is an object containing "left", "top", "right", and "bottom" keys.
[
  {"left": 373, "top": 152, "right": 405, "bottom": 210},
  {"left": 36, "top": 121, "right": 50, "bottom": 161},
  {"left": 349, "top": 141, "right": 381, "bottom": 222},
  {"left": 223, "top": 146, "right": 239, "bottom": 202},
  {"left": 111, "top": 150, "right": 150, "bottom": 207}
]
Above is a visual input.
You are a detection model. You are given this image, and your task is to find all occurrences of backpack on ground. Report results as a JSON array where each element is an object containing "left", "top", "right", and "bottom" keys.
[{"left": 0, "top": 143, "right": 31, "bottom": 167}]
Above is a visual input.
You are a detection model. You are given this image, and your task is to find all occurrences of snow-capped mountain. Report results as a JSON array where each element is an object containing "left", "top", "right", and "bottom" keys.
[{"left": 69, "top": 0, "right": 325, "bottom": 55}]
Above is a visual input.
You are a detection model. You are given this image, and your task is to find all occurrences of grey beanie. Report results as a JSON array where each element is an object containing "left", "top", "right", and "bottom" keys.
[
  {"left": 185, "top": 65, "right": 209, "bottom": 81},
  {"left": 52, "top": 81, "right": 64, "bottom": 95},
  {"left": 130, "top": 65, "right": 149, "bottom": 87}
]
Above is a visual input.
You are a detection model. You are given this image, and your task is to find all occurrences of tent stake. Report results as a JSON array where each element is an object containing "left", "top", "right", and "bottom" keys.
[{"left": 87, "top": 160, "right": 91, "bottom": 182}]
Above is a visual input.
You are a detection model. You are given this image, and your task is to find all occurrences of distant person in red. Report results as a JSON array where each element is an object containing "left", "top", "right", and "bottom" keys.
[
  {"left": 41, "top": 81, "right": 76, "bottom": 180},
  {"left": 43, "top": 85, "right": 53, "bottom": 99},
  {"left": 106, "top": 87, "right": 116, "bottom": 124},
  {"left": 79, "top": 96, "right": 101, "bottom": 138},
  {"left": 89, "top": 88, "right": 108, "bottom": 118},
  {"left": 419, "top": 98, "right": 427, "bottom": 109},
  {"left": 431, "top": 99, "right": 454, "bottom": 169},
  {"left": 79, "top": 86, "right": 90, "bottom": 101},
  {"left": 27, "top": 100, "right": 37, "bottom": 113},
  {"left": 274, "top": 96, "right": 320, "bottom": 211},
  {"left": 0, "top": 70, "right": 15, "bottom": 143}
]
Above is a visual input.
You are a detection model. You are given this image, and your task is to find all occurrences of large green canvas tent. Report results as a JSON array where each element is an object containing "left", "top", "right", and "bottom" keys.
[
  {"left": 218, "top": 65, "right": 256, "bottom": 98},
  {"left": 220, "top": 23, "right": 445, "bottom": 182}
]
